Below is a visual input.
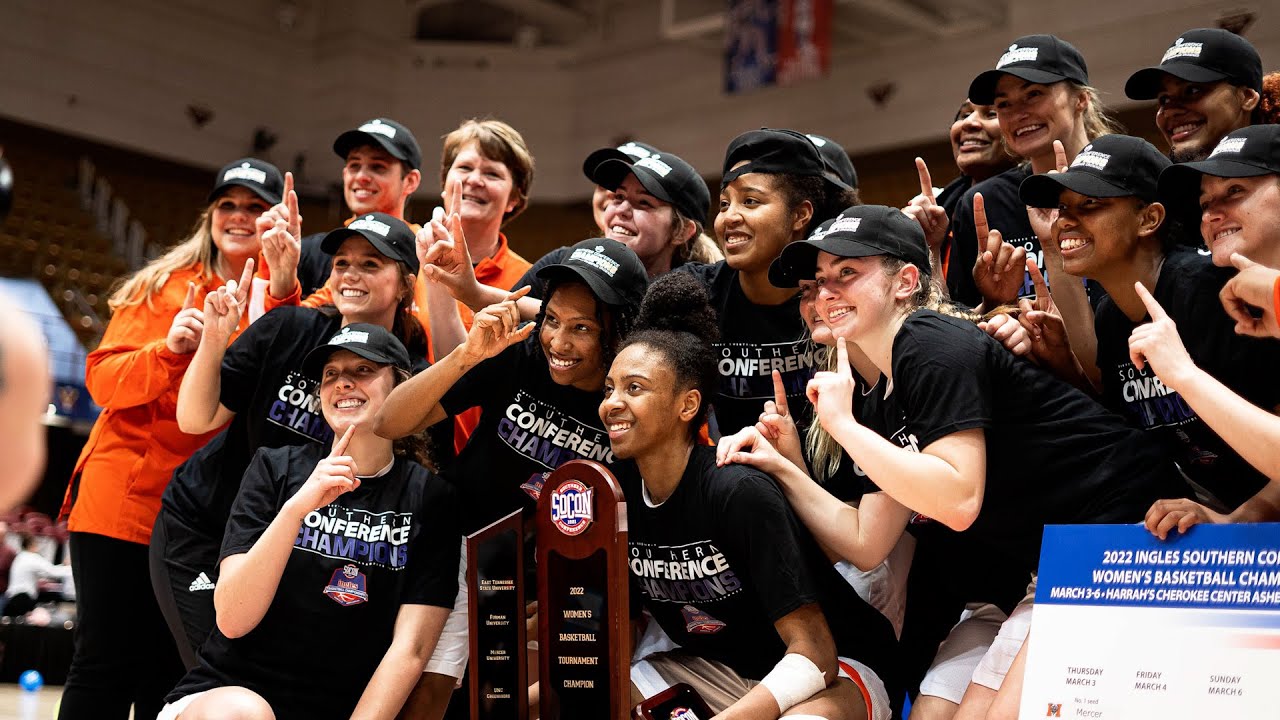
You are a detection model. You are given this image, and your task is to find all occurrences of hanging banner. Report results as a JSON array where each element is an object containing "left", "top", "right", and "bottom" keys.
[{"left": 725, "top": 0, "right": 831, "bottom": 95}]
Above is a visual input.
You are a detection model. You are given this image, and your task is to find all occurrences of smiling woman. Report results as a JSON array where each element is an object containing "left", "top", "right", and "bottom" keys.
[
  {"left": 57, "top": 158, "right": 282, "bottom": 720},
  {"left": 157, "top": 326, "right": 459, "bottom": 720},
  {"left": 153, "top": 212, "right": 429, "bottom": 676}
]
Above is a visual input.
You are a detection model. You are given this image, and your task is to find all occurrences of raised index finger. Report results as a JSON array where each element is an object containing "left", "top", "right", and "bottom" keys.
[
  {"left": 836, "top": 337, "right": 852, "bottom": 378},
  {"left": 182, "top": 282, "right": 197, "bottom": 310},
  {"left": 330, "top": 423, "right": 356, "bottom": 457},
  {"left": 1134, "top": 282, "right": 1168, "bottom": 322},
  {"left": 973, "top": 193, "right": 989, "bottom": 250},
  {"left": 505, "top": 285, "right": 532, "bottom": 302},
  {"left": 915, "top": 157, "right": 934, "bottom": 202},
  {"left": 1053, "top": 140, "right": 1069, "bottom": 173},
  {"left": 770, "top": 369, "right": 789, "bottom": 417}
]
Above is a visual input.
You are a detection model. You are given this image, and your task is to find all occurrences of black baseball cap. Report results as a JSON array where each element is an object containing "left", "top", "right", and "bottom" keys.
[
  {"left": 969, "top": 35, "right": 1089, "bottom": 105},
  {"left": 1158, "top": 125, "right": 1280, "bottom": 208},
  {"left": 302, "top": 323, "right": 411, "bottom": 378},
  {"left": 806, "top": 134, "right": 859, "bottom": 188},
  {"left": 590, "top": 150, "right": 711, "bottom": 223},
  {"left": 320, "top": 212, "right": 419, "bottom": 273},
  {"left": 333, "top": 118, "right": 422, "bottom": 171},
  {"left": 1021, "top": 135, "right": 1172, "bottom": 207},
  {"left": 208, "top": 158, "right": 284, "bottom": 205},
  {"left": 769, "top": 205, "right": 930, "bottom": 288},
  {"left": 581, "top": 141, "right": 661, "bottom": 182},
  {"left": 536, "top": 238, "right": 648, "bottom": 310},
  {"left": 1125, "top": 29, "right": 1263, "bottom": 100},
  {"left": 722, "top": 128, "right": 852, "bottom": 191}
]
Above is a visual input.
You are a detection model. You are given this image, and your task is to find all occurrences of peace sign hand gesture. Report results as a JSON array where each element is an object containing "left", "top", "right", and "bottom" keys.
[
  {"left": 970, "top": 192, "right": 1027, "bottom": 307},
  {"left": 287, "top": 424, "right": 361, "bottom": 518},
  {"left": 901, "top": 157, "right": 949, "bottom": 251},
  {"left": 1128, "top": 282, "right": 1195, "bottom": 392}
]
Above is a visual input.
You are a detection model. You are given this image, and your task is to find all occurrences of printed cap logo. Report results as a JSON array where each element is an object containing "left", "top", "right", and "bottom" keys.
[
  {"left": 359, "top": 119, "right": 397, "bottom": 139},
  {"left": 805, "top": 133, "right": 827, "bottom": 147},
  {"left": 1162, "top": 40, "right": 1203, "bottom": 63},
  {"left": 829, "top": 216, "right": 862, "bottom": 234},
  {"left": 330, "top": 326, "right": 371, "bottom": 346},
  {"left": 223, "top": 163, "right": 267, "bottom": 185},
  {"left": 1071, "top": 149, "right": 1111, "bottom": 171},
  {"left": 636, "top": 155, "right": 673, "bottom": 177},
  {"left": 568, "top": 246, "right": 621, "bottom": 278},
  {"left": 549, "top": 479, "right": 594, "bottom": 536},
  {"left": 350, "top": 215, "right": 391, "bottom": 236},
  {"left": 997, "top": 44, "right": 1039, "bottom": 68},
  {"left": 1209, "top": 137, "right": 1247, "bottom": 157},
  {"left": 618, "top": 142, "right": 653, "bottom": 160}
]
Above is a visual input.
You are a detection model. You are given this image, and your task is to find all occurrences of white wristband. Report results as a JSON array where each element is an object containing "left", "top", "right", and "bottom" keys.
[{"left": 759, "top": 653, "right": 827, "bottom": 713}]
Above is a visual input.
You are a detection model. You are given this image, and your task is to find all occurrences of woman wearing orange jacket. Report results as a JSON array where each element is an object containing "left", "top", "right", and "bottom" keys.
[{"left": 57, "top": 158, "right": 283, "bottom": 720}]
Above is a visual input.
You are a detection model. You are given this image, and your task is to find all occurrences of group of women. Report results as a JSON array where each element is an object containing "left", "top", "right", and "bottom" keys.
[{"left": 53, "top": 26, "right": 1280, "bottom": 720}]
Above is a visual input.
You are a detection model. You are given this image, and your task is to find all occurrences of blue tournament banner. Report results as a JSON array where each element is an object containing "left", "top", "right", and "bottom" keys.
[{"left": 1021, "top": 523, "right": 1280, "bottom": 718}]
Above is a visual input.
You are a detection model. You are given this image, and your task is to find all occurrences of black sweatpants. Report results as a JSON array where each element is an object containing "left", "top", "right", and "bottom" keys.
[
  {"left": 149, "top": 508, "right": 220, "bottom": 670},
  {"left": 58, "top": 532, "right": 185, "bottom": 720}
]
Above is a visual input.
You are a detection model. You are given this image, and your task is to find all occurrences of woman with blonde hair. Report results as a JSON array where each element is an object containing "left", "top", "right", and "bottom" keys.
[{"left": 57, "top": 158, "right": 282, "bottom": 720}]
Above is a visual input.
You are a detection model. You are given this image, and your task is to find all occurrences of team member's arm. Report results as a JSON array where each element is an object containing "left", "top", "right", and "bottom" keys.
[
  {"left": 373, "top": 289, "right": 533, "bottom": 439},
  {"left": 718, "top": 426, "right": 912, "bottom": 571},
  {"left": 807, "top": 338, "right": 987, "bottom": 530},
  {"left": 349, "top": 603, "right": 452, "bottom": 720},
  {"left": 215, "top": 429, "right": 359, "bottom": 638},
  {"left": 1128, "top": 283, "right": 1280, "bottom": 535},
  {"left": 176, "top": 262, "right": 254, "bottom": 433},
  {"left": 1221, "top": 253, "right": 1280, "bottom": 339},
  {"left": 716, "top": 605, "right": 838, "bottom": 720}
]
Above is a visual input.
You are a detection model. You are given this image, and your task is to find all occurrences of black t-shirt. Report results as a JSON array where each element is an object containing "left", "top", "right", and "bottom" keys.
[
  {"left": 167, "top": 443, "right": 460, "bottom": 720},
  {"left": 945, "top": 166, "right": 1039, "bottom": 307},
  {"left": 163, "top": 307, "right": 342, "bottom": 537},
  {"left": 1094, "top": 249, "right": 1280, "bottom": 510},
  {"left": 296, "top": 232, "right": 333, "bottom": 299},
  {"left": 937, "top": 175, "right": 973, "bottom": 229},
  {"left": 626, "top": 446, "right": 899, "bottom": 695},
  {"left": 675, "top": 262, "right": 826, "bottom": 438},
  {"left": 513, "top": 246, "right": 571, "bottom": 299},
  {"left": 439, "top": 336, "right": 622, "bottom": 533},
  {"left": 878, "top": 311, "right": 1187, "bottom": 574}
]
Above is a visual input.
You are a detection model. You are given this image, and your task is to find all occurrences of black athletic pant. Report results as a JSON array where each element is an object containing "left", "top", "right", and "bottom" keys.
[
  {"left": 58, "top": 532, "right": 185, "bottom": 720},
  {"left": 149, "top": 508, "right": 220, "bottom": 670}
]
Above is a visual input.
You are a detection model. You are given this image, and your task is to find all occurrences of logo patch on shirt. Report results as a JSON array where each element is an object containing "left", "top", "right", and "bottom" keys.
[
  {"left": 996, "top": 44, "right": 1038, "bottom": 68},
  {"left": 349, "top": 215, "right": 391, "bottom": 236},
  {"left": 549, "top": 479, "right": 593, "bottom": 536},
  {"left": 223, "top": 162, "right": 267, "bottom": 185},
  {"left": 1209, "top": 137, "right": 1246, "bottom": 157},
  {"left": 1161, "top": 38, "right": 1203, "bottom": 63},
  {"left": 359, "top": 119, "right": 396, "bottom": 138},
  {"left": 681, "top": 604, "right": 726, "bottom": 634},
  {"left": 521, "top": 471, "right": 551, "bottom": 501},
  {"left": 323, "top": 564, "right": 369, "bottom": 606}
]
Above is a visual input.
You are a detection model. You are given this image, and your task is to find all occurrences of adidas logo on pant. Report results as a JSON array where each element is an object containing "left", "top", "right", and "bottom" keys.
[{"left": 188, "top": 572, "right": 215, "bottom": 592}]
